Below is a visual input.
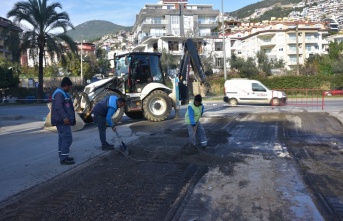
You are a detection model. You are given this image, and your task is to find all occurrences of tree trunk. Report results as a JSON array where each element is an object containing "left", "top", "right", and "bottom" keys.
[{"left": 37, "top": 44, "right": 44, "bottom": 103}]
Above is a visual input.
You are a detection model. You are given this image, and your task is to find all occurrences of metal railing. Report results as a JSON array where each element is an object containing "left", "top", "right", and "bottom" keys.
[{"left": 272, "top": 88, "right": 324, "bottom": 110}]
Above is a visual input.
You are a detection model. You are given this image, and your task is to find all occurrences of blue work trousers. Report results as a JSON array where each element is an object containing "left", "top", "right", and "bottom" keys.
[
  {"left": 187, "top": 122, "right": 207, "bottom": 147},
  {"left": 56, "top": 124, "right": 73, "bottom": 161},
  {"left": 93, "top": 114, "right": 109, "bottom": 146}
]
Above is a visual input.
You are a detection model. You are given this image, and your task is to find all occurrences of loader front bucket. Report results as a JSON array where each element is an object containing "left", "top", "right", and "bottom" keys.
[{"left": 44, "top": 103, "right": 86, "bottom": 132}]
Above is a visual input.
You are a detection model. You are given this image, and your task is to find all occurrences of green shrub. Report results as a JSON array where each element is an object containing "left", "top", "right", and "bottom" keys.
[{"left": 206, "top": 75, "right": 343, "bottom": 96}]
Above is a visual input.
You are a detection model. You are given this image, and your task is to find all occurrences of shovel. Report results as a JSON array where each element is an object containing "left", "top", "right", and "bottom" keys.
[
  {"left": 191, "top": 121, "right": 199, "bottom": 145},
  {"left": 114, "top": 130, "right": 129, "bottom": 155}
]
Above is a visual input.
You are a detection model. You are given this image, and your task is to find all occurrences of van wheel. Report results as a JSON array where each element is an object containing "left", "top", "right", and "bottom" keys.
[
  {"left": 271, "top": 98, "right": 280, "bottom": 106},
  {"left": 229, "top": 98, "right": 238, "bottom": 106}
]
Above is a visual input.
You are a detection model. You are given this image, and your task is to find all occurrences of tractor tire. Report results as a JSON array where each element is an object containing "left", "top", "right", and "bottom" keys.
[
  {"left": 143, "top": 90, "right": 172, "bottom": 122},
  {"left": 92, "top": 91, "right": 124, "bottom": 125},
  {"left": 125, "top": 111, "right": 144, "bottom": 119}
]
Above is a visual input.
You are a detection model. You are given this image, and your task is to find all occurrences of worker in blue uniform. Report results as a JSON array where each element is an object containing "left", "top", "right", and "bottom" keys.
[
  {"left": 92, "top": 95, "right": 126, "bottom": 150},
  {"left": 185, "top": 94, "right": 207, "bottom": 148},
  {"left": 51, "top": 77, "right": 76, "bottom": 165}
]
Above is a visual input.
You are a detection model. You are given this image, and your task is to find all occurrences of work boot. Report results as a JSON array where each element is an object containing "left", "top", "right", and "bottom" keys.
[
  {"left": 102, "top": 144, "right": 114, "bottom": 150},
  {"left": 60, "top": 158, "right": 75, "bottom": 165}
]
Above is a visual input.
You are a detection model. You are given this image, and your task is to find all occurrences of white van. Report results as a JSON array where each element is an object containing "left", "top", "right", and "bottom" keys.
[{"left": 223, "top": 78, "right": 287, "bottom": 106}]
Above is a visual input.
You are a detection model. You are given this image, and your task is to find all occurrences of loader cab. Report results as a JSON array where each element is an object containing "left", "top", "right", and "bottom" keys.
[{"left": 115, "top": 52, "right": 165, "bottom": 93}]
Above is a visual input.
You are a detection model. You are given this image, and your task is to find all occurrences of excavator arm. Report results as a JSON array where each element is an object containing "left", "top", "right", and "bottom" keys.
[{"left": 178, "top": 38, "right": 206, "bottom": 104}]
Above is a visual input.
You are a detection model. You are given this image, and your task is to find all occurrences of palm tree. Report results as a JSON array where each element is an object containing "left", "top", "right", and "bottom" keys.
[{"left": 7, "top": 0, "right": 77, "bottom": 101}]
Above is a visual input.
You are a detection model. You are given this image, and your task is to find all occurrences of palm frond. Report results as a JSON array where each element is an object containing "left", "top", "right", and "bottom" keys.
[{"left": 7, "top": 0, "right": 76, "bottom": 100}]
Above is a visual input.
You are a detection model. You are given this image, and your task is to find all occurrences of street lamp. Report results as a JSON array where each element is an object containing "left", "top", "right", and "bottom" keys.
[{"left": 222, "top": 0, "right": 227, "bottom": 80}]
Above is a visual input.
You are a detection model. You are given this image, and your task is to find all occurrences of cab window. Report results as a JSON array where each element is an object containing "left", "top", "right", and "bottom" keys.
[
  {"left": 252, "top": 83, "right": 266, "bottom": 92},
  {"left": 115, "top": 57, "right": 130, "bottom": 76}
]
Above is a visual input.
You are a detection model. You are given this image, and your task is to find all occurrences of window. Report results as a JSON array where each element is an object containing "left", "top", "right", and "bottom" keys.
[
  {"left": 251, "top": 83, "right": 266, "bottom": 92},
  {"left": 199, "top": 29, "right": 210, "bottom": 37},
  {"left": 168, "top": 41, "right": 179, "bottom": 51},
  {"left": 151, "top": 28, "right": 165, "bottom": 37},
  {"left": 289, "top": 56, "right": 297, "bottom": 63},
  {"left": 115, "top": 57, "right": 130, "bottom": 75},
  {"left": 197, "top": 42, "right": 203, "bottom": 54},
  {"left": 289, "top": 45, "right": 296, "bottom": 52},
  {"left": 215, "top": 57, "right": 223, "bottom": 67},
  {"left": 279, "top": 48, "right": 283, "bottom": 51},
  {"left": 215, "top": 42, "right": 223, "bottom": 51},
  {"left": 288, "top": 34, "right": 296, "bottom": 41},
  {"left": 305, "top": 45, "right": 312, "bottom": 52},
  {"left": 152, "top": 17, "right": 161, "bottom": 24},
  {"left": 153, "top": 42, "right": 158, "bottom": 51},
  {"left": 171, "top": 16, "right": 179, "bottom": 25}
]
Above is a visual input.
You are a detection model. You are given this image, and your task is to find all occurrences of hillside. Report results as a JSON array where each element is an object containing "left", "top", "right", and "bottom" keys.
[
  {"left": 66, "top": 20, "right": 132, "bottom": 42},
  {"left": 230, "top": 0, "right": 303, "bottom": 20}
]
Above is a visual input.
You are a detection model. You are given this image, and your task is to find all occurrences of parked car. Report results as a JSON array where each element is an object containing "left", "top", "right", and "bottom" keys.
[
  {"left": 1, "top": 96, "right": 18, "bottom": 104},
  {"left": 24, "top": 94, "right": 51, "bottom": 103},
  {"left": 324, "top": 87, "right": 343, "bottom": 96}
]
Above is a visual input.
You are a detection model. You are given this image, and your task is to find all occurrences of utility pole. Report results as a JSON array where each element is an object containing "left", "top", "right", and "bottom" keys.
[
  {"left": 296, "top": 24, "right": 300, "bottom": 75},
  {"left": 179, "top": 2, "right": 185, "bottom": 37},
  {"left": 222, "top": 0, "right": 227, "bottom": 80},
  {"left": 81, "top": 39, "right": 83, "bottom": 85}
]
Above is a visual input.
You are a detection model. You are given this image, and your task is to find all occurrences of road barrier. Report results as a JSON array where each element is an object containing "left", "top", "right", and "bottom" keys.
[{"left": 272, "top": 88, "right": 324, "bottom": 110}]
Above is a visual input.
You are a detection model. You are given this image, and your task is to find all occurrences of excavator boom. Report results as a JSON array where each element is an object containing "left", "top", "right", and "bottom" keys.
[{"left": 178, "top": 38, "right": 207, "bottom": 104}]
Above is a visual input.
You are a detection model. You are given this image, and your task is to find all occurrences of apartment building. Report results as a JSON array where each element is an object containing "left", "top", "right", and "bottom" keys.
[
  {"left": 131, "top": 1, "right": 331, "bottom": 73},
  {"left": 326, "top": 32, "right": 343, "bottom": 43},
  {"left": 0, "top": 16, "right": 22, "bottom": 61},
  {"left": 131, "top": 0, "right": 220, "bottom": 55},
  {"left": 228, "top": 19, "right": 329, "bottom": 71}
]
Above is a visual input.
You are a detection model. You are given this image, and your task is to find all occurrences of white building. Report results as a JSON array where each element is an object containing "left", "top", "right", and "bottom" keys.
[
  {"left": 131, "top": 0, "right": 331, "bottom": 73},
  {"left": 227, "top": 19, "right": 329, "bottom": 70},
  {"left": 131, "top": 0, "right": 227, "bottom": 71}
]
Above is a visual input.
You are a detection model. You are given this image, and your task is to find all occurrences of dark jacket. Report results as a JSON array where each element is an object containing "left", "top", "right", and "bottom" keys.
[{"left": 51, "top": 88, "right": 76, "bottom": 126}]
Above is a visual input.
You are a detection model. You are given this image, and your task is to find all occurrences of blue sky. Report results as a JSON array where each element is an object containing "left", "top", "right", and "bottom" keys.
[{"left": 1, "top": 0, "right": 261, "bottom": 27}]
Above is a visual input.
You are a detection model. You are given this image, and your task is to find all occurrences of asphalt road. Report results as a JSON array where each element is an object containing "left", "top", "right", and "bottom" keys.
[{"left": 0, "top": 99, "right": 343, "bottom": 220}]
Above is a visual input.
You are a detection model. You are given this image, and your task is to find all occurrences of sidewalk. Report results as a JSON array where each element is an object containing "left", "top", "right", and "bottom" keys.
[{"left": 0, "top": 114, "right": 138, "bottom": 204}]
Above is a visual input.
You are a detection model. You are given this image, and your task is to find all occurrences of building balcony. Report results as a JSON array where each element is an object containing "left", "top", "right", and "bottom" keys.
[
  {"left": 287, "top": 61, "right": 298, "bottom": 65},
  {"left": 199, "top": 32, "right": 219, "bottom": 37},
  {"left": 287, "top": 50, "right": 302, "bottom": 55},
  {"left": 138, "top": 8, "right": 219, "bottom": 19},
  {"left": 198, "top": 23, "right": 218, "bottom": 29},
  {"left": 267, "top": 55, "right": 277, "bottom": 61},
  {"left": 257, "top": 33, "right": 276, "bottom": 38},
  {"left": 141, "top": 20, "right": 167, "bottom": 30},
  {"left": 259, "top": 40, "right": 276, "bottom": 46},
  {"left": 198, "top": 20, "right": 217, "bottom": 25},
  {"left": 287, "top": 38, "right": 297, "bottom": 43},
  {"left": 305, "top": 37, "right": 319, "bottom": 43},
  {"left": 142, "top": 20, "right": 168, "bottom": 25}
]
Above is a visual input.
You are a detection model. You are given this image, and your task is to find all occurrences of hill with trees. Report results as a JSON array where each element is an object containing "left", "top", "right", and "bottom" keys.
[
  {"left": 230, "top": 0, "right": 302, "bottom": 20},
  {"left": 66, "top": 20, "right": 132, "bottom": 42}
]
